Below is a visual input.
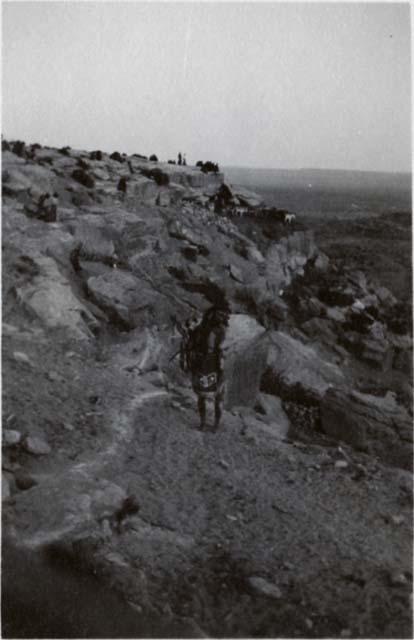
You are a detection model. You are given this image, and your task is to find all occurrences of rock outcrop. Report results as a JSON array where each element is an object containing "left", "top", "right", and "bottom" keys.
[
  {"left": 2, "top": 139, "right": 412, "bottom": 639},
  {"left": 15, "top": 255, "right": 98, "bottom": 339},
  {"left": 264, "top": 330, "right": 345, "bottom": 400},
  {"left": 321, "top": 388, "right": 413, "bottom": 470},
  {"left": 265, "top": 230, "right": 317, "bottom": 291}
]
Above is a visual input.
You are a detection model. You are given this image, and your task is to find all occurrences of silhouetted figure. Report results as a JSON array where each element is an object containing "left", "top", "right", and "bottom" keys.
[
  {"left": 178, "top": 152, "right": 182, "bottom": 166},
  {"left": 45, "top": 192, "right": 59, "bottom": 222},
  {"left": 181, "top": 300, "right": 230, "bottom": 431},
  {"left": 183, "top": 154, "right": 187, "bottom": 166},
  {"left": 117, "top": 176, "right": 128, "bottom": 199}
]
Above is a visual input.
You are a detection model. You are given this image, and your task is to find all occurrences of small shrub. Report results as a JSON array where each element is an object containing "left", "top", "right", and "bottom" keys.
[
  {"left": 58, "top": 146, "right": 71, "bottom": 156},
  {"left": 2, "top": 139, "right": 10, "bottom": 151},
  {"left": 149, "top": 154, "right": 158, "bottom": 162},
  {"left": 12, "top": 140, "right": 26, "bottom": 157},
  {"left": 385, "top": 301, "right": 412, "bottom": 335},
  {"left": 168, "top": 160, "right": 176, "bottom": 165},
  {"left": 71, "top": 169, "right": 95, "bottom": 189},
  {"left": 89, "top": 150, "right": 102, "bottom": 161},
  {"left": 77, "top": 158, "right": 90, "bottom": 170},
  {"left": 110, "top": 151, "right": 124, "bottom": 163},
  {"left": 199, "top": 160, "right": 219, "bottom": 174},
  {"left": 140, "top": 167, "right": 169, "bottom": 186}
]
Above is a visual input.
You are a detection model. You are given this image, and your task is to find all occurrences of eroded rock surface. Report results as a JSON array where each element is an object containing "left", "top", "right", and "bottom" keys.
[
  {"left": 321, "top": 388, "right": 413, "bottom": 470},
  {"left": 2, "top": 140, "right": 412, "bottom": 639}
]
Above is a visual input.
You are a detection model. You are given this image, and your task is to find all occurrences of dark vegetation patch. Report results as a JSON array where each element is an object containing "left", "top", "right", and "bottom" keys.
[
  {"left": 12, "top": 140, "right": 26, "bottom": 157},
  {"left": 196, "top": 160, "right": 220, "bottom": 174},
  {"left": 110, "top": 151, "right": 124, "bottom": 163},
  {"left": 140, "top": 167, "right": 169, "bottom": 186},
  {"left": 260, "top": 370, "right": 322, "bottom": 441},
  {"left": 76, "top": 157, "right": 90, "bottom": 170},
  {"left": 71, "top": 169, "right": 95, "bottom": 189}
]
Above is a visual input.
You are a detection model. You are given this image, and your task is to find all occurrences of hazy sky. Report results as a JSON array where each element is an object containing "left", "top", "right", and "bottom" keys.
[{"left": 2, "top": 1, "right": 411, "bottom": 172}]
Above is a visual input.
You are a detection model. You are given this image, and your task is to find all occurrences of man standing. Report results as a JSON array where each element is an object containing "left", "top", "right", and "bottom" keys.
[
  {"left": 117, "top": 176, "right": 128, "bottom": 200},
  {"left": 184, "top": 301, "right": 230, "bottom": 431}
]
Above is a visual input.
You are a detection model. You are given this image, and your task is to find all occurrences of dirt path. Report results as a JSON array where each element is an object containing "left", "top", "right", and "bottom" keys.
[{"left": 2, "top": 318, "right": 412, "bottom": 637}]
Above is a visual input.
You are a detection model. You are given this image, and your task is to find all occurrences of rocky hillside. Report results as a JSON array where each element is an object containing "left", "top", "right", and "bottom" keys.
[{"left": 2, "top": 140, "right": 413, "bottom": 638}]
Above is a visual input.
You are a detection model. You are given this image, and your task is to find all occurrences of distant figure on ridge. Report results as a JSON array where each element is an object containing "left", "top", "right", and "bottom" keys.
[
  {"left": 183, "top": 154, "right": 187, "bottom": 166},
  {"left": 117, "top": 176, "right": 128, "bottom": 200},
  {"left": 180, "top": 299, "right": 230, "bottom": 431},
  {"left": 177, "top": 152, "right": 182, "bottom": 166}
]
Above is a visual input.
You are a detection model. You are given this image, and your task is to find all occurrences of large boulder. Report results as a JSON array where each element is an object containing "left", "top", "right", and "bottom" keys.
[
  {"left": 301, "top": 317, "right": 338, "bottom": 347},
  {"left": 376, "top": 286, "right": 397, "bottom": 307},
  {"left": 10, "top": 471, "right": 127, "bottom": 546},
  {"left": 15, "top": 255, "right": 98, "bottom": 339},
  {"left": 360, "top": 337, "right": 394, "bottom": 372},
  {"left": 86, "top": 271, "right": 160, "bottom": 329},
  {"left": 223, "top": 314, "right": 267, "bottom": 409},
  {"left": 264, "top": 331, "right": 345, "bottom": 400},
  {"left": 253, "top": 394, "right": 291, "bottom": 439},
  {"left": 2, "top": 150, "right": 26, "bottom": 165},
  {"left": 389, "top": 333, "right": 413, "bottom": 374},
  {"left": 163, "top": 165, "right": 224, "bottom": 191},
  {"left": 265, "top": 231, "right": 316, "bottom": 291},
  {"left": 10, "top": 163, "right": 57, "bottom": 192},
  {"left": 321, "top": 388, "right": 413, "bottom": 470},
  {"left": 167, "top": 219, "right": 209, "bottom": 250},
  {"left": 129, "top": 176, "right": 159, "bottom": 204},
  {"left": 3, "top": 164, "right": 55, "bottom": 200},
  {"left": 231, "top": 185, "right": 263, "bottom": 209},
  {"left": 156, "top": 188, "right": 171, "bottom": 207}
]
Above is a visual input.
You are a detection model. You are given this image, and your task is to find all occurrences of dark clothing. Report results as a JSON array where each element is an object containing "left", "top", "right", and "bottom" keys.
[
  {"left": 188, "top": 322, "right": 226, "bottom": 398},
  {"left": 181, "top": 306, "right": 229, "bottom": 429},
  {"left": 117, "top": 177, "right": 127, "bottom": 193},
  {"left": 188, "top": 324, "right": 224, "bottom": 372}
]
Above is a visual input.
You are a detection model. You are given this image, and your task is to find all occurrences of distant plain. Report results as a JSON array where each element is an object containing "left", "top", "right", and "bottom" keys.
[{"left": 225, "top": 167, "right": 412, "bottom": 301}]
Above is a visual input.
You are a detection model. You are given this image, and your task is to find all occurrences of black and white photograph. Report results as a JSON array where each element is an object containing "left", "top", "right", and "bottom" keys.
[{"left": 1, "top": 1, "right": 412, "bottom": 637}]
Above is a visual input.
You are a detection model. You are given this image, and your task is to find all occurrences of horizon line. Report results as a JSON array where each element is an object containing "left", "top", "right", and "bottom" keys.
[
  {"left": 223, "top": 164, "right": 412, "bottom": 176},
  {"left": 2, "top": 134, "right": 411, "bottom": 176}
]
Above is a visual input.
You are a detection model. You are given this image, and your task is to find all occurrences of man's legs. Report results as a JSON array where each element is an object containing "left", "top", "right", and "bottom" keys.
[
  {"left": 197, "top": 394, "right": 207, "bottom": 429},
  {"left": 214, "top": 384, "right": 225, "bottom": 430}
]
